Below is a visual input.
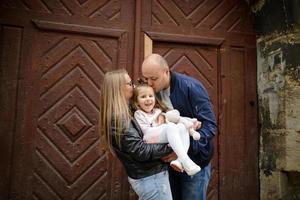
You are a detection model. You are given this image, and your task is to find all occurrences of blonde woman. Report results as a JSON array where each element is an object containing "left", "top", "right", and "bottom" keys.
[{"left": 100, "top": 69, "right": 173, "bottom": 200}]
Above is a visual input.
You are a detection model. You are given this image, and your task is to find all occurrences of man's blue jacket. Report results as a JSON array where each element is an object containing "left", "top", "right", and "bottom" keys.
[{"left": 165, "top": 71, "right": 217, "bottom": 168}]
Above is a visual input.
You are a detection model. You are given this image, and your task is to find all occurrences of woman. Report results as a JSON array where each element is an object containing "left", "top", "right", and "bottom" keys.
[{"left": 99, "top": 69, "right": 173, "bottom": 200}]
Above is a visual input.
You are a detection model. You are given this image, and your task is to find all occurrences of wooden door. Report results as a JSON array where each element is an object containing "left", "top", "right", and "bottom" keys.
[
  {"left": 1, "top": 0, "right": 258, "bottom": 199},
  {"left": 0, "top": 0, "right": 135, "bottom": 199},
  {"left": 139, "top": 0, "right": 258, "bottom": 199}
]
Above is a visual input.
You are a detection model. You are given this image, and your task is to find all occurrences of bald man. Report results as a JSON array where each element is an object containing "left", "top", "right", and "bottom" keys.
[{"left": 142, "top": 54, "right": 217, "bottom": 200}]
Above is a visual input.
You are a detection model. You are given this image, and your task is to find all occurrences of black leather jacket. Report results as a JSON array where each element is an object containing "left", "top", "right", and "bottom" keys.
[{"left": 112, "top": 118, "right": 172, "bottom": 179}]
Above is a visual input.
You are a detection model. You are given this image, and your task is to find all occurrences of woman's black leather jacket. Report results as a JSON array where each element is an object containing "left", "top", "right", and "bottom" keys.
[{"left": 112, "top": 118, "right": 172, "bottom": 179}]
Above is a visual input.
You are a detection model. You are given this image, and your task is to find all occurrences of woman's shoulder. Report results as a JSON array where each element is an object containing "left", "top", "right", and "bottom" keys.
[{"left": 120, "top": 118, "right": 143, "bottom": 137}]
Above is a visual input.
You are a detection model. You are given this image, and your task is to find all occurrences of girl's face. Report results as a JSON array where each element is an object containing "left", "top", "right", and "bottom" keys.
[
  {"left": 137, "top": 86, "right": 156, "bottom": 113},
  {"left": 123, "top": 73, "right": 133, "bottom": 100}
]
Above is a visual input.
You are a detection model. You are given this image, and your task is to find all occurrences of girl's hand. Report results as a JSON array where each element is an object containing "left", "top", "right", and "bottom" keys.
[{"left": 193, "top": 120, "right": 202, "bottom": 130}]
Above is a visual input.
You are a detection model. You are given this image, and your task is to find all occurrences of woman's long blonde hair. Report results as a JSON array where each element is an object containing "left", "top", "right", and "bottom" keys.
[{"left": 100, "top": 69, "right": 131, "bottom": 153}]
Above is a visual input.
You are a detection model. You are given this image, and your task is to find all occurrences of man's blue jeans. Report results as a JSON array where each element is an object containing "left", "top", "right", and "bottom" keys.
[{"left": 169, "top": 162, "right": 211, "bottom": 200}]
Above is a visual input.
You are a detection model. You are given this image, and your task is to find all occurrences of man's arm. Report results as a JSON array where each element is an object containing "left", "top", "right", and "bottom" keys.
[{"left": 188, "top": 82, "right": 217, "bottom": 152}]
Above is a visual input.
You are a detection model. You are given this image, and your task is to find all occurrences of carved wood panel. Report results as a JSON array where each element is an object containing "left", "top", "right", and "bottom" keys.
[
  {"left": 30, "top": 22, "right": 134, "bottom": 200},
  {"left": 1, "top": 0, "right": 121, "bottom": 22},
  {"left": 33, "top": 32, "right": 114, "bottom": 199},
  {"left": 219, "top": 46, "right": 258, "bottom": 199},
  {"left": 144, "top": 0, "right": 253, "bottom": 34},
  {"left": 0, "top": 25, "right": 24, "bottom": 200},
  {"left": 0, "top": 0, "right": 135, "bottom": 199}
]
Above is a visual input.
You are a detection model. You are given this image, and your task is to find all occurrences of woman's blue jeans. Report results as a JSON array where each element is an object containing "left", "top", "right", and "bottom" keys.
[
  {"left": 128, "top": 170, "right": 172, "bottom": 200},
  {"left": 169, "top": 162, "right": 211, "bottom": 200}
]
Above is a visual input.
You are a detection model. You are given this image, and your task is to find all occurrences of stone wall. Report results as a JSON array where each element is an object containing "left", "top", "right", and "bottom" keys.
[
  {"left": 253, "top": 0, "right": 300, "bottom": 199},
  {"left": 257, "top": 33, "right": 300, "bottom": 199}
]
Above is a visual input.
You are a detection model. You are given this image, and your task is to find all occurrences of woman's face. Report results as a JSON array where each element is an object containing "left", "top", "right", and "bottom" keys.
[{"left": 123, "top": 73, "right": 133, "bottom": 100}]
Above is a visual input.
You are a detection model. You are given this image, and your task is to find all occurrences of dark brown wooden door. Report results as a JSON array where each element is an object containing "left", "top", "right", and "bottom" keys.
[
  {"left": 1, "top": 0, "right": 258, "bottom": 199},
  {"left": 139, "top": 0, "right": 258, "bottom": 199},
  {"left": 0, "top": 0, "right": 135, "bottom": 199}
]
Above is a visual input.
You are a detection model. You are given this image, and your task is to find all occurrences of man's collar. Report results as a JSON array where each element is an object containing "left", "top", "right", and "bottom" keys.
[{"left": 161, "top": 86, "right": 171, "bottom": 96}]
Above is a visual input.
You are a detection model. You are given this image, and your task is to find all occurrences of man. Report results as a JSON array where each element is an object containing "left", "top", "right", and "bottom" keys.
[{"left": 141, "top": 54, "right": 217, "bottom": 200}]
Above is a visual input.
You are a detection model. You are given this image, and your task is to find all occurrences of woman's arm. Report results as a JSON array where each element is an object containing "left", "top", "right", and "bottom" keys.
[{"left": 120, "top": 119, "right": 172, "bottom": 162}]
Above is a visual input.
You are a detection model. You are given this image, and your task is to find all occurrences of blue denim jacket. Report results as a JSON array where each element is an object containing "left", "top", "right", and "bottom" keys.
[{"left": 164, "top": 71, "right": 217, "bottom": 168}]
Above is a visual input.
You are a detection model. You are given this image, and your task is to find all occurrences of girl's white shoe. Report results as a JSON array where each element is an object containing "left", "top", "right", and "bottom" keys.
[{"left": 182, "top": 158, "right": 201, "bottom": 176}]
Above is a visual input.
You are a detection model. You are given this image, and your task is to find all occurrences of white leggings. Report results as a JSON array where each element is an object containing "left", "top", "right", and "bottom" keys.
[{"left": 143, "top": 122, "right": 190, "bottom": 162}]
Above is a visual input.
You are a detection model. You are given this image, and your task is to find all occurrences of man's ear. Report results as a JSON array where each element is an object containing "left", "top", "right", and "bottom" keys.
[
  {"left": 164, "top": 69, "right": 170, "bottom": 76},
  {"left": 165, "top": 69, "right": 171, "bottom": 83}
]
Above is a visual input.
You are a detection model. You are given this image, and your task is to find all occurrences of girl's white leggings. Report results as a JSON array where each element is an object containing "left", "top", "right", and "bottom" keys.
[{"left": 143, "top": 122, "right": 190, "bottom": 162}]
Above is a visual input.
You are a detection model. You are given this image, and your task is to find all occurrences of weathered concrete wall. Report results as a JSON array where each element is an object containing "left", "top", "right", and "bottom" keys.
[
  {"left": 253, "top": 0, "right": 300, "bottom": 199},
  {"left": 257, "top": 34, "right": 300, "bottom": 199}
]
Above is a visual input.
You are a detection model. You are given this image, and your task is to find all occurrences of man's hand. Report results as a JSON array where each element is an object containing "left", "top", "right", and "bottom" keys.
[
  {"left": 156, "top": 114, "right": 165, "bottom": 125},
  {"left": 161, "top": 152, "right": 177, "bottom": 163}
]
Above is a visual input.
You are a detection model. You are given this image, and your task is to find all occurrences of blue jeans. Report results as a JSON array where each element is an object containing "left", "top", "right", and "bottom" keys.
[
  {"left": 128, "top": 170, "right": 172, "bottom": 200},
  {"left": 169, "top": 162, "right": 211, "bottom": 200}
]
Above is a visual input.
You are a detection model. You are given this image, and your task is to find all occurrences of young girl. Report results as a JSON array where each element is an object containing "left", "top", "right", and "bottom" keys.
[
  {"left": 100, "top": 69, "right": 173, "bottom": 200},
  {"left": 132, "top": 84, "right": 201, "bottom": 176}
]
